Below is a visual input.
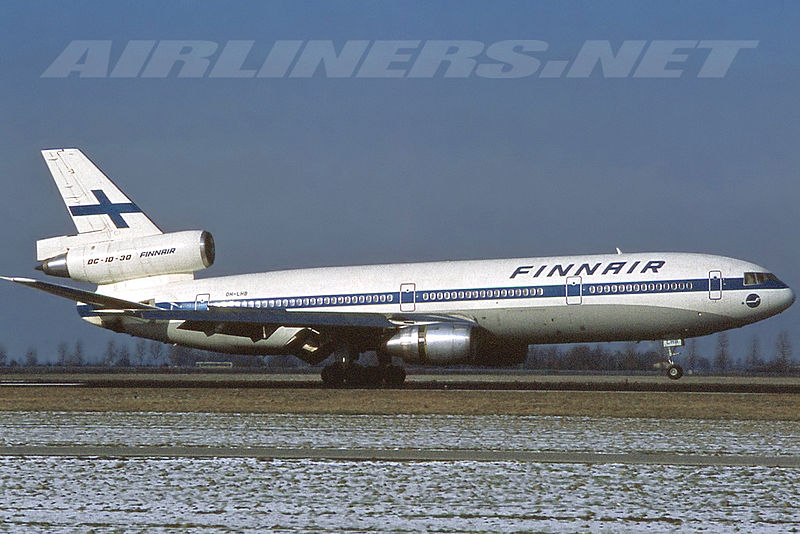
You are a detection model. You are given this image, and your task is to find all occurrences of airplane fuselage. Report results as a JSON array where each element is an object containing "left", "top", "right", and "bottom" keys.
[{"left": 84, "top": 252, "right": 795, "bottom": 356}]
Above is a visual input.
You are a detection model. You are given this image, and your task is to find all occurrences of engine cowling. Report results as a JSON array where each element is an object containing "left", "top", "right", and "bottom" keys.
[
  {"left": 38, "top": 230, "right": 215, "bottom": 284},
  {"left": 383, "top": 323, "right": 477, "bottom": 364}
]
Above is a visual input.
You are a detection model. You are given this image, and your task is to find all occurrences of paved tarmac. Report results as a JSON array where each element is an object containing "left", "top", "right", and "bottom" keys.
[
  {"left": 1, "top": 446, "right": 798, "bottom": 467},
  {"left": 3, "top": 372, "right": 800, "bottom": 392}
]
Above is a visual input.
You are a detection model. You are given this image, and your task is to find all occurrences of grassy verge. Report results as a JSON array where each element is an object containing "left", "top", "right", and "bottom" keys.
[{"left": 1, "top": 388, "right": 798, "bottom": 420}]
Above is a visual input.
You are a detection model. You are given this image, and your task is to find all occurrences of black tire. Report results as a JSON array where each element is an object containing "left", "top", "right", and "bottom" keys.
[
  {"left": 667, "top": 364, "right": 684, "bottom": 380},
  {"left": 344, "top": 363, "right": 366, "bottom": 387},
  {"left": 384, "top": 365, "right": 406, "bottom": 387},
  {"left": 365, "top": 366, "right": 385, "bottom": 388},
  {"left": 321, "top": 362, "right": 345, "bottom": 387}
]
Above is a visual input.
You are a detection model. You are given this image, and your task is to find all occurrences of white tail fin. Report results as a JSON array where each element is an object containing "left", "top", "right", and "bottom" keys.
[{"left": 41, "top": 149, "right": 162, "bottom": 237}]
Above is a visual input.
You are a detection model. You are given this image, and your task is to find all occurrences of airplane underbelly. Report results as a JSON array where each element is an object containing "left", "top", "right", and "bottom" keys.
[{"left": 472, "top": 302, "right": 734, "bottom": 343}]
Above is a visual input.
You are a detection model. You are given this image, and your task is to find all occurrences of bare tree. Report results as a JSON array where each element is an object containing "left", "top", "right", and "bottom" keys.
[
  {"left": 57, "top": 342, "right": 69, "bottom": 366},
  {"left": 774, "top": 330, "right": 793, "bottom": 373},
  {"left": 686, "top": 339, "right": 697, "bottom": 372},
  {"left": 71, "top": 340, "right": 85, "bottom": 367},
  {"left": 25, "top": 348, "right": 38, "bottom": 367},
  {"left": 745, "top": 336, "right": 763, "bottom": 370},
  {"left": 0, "top": 345, "right": 7, "bottom": 367},
  {"left": 116, "top": 345, "right": 131, "bottom": 367},
  {"left": 149, "top": 341, "right": 165, "bottom": 366},
  {"left": 103, "top": 340, "right": 117, "bottom": 366},
  {"left": 135, "top": 340, "right": 147, "bottom": 367},
  {"left": 714, "top": 333, "right": 730, "bottom": 372}
]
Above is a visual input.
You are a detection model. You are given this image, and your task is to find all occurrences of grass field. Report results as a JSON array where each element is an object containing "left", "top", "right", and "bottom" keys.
[{"left": 1, "top": 385, "right": 799, "bottom": 420}]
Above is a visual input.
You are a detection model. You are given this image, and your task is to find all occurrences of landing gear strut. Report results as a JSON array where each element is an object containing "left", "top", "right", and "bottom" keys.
[
  {"left": 320, "top": 348, "right": 406, "bottom": 388},
  {"left": 663, "top": 339, "right": 684, "bottom": 380}
]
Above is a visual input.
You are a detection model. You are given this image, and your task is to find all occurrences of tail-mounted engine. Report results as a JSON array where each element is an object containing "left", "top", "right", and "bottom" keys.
[{"left": 37, "top": 230, "right": 215, "bottom": 284}]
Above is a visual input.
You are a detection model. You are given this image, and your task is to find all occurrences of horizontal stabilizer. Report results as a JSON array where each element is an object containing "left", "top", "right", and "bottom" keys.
[{"left": 1, "top": 277, "right": 156, "bottom": 310}]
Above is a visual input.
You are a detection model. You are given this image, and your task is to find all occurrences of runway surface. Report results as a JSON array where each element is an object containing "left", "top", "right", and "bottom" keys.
[
  {"left": 3, "top": 371, "right": 800, "bottom": 393},
  {"left": 2, "top": 445, "right": 798, "bottom": 467}
]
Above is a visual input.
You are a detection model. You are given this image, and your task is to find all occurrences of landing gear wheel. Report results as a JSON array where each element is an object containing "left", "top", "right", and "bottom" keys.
[
  {"left": 344, "top": 363, "right": 366, "bottom": 387},
  {"left": 321, "top": 362, "right": 345, "bottom": 387},
  {"left": 383, "top": 364, "right": 406, "bottom": 387},
  {"left": 667, "top": 364, "right": 683, "bottom": 380}
]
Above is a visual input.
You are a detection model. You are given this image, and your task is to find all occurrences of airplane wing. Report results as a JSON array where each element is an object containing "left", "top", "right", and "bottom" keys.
[
  {"left": 1, "top": 277, "right": 157, "bottom": 310},
  {"left": 1, "top": 277, "right": 475, "bottom": 332}
]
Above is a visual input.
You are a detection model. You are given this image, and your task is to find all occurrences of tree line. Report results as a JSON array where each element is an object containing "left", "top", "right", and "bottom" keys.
[
  {"left": 524, "top": 330, "right": 794, "bottom": 374},
  {"left": 0, "top": 330, "right": 794, "bottom": 373}
]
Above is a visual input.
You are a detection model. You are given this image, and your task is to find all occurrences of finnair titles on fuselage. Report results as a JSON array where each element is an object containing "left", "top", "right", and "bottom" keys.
[{"left": 4, "top": 149, "right": 794, "bottom": 386}]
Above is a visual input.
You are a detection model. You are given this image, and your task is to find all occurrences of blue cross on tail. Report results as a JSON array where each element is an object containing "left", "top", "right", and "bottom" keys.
[{"left": 69, "top": 190, "right": 142, "bottom": 229}]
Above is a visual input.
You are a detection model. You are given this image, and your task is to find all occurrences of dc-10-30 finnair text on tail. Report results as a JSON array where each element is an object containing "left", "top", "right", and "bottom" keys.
[{"left": 3, "top": 149, "right": 795, "bottom": 385}]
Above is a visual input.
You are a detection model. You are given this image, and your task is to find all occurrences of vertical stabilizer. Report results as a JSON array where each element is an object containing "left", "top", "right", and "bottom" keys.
[{"left": 41, "top": 149, "right": 162, "bottom": 238}]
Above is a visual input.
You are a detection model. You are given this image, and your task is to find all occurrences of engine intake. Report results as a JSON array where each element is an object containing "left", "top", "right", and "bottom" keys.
[
  {"left": 38, "top": 230, "right": 215, "bottom": 284},
  {"left": 383, "top": 323, "right": 477, "bottom": 364}
]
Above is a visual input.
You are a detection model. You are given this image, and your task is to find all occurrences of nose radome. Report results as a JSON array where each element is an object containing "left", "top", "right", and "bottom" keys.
[{"left": 778, "top": 287, "right": 795, "bottom": 311}]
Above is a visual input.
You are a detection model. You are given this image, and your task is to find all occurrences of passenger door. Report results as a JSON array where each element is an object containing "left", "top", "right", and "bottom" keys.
[
  {"left": 400, "top": 283, "right": 416, "bottom": 312},
  {"left": 195, "top": 293, "right": 210, "bottom": 311},
  {"left": 566, "top": 276, "right": 582, "bottom": 305},
  {"left": 709, "top": 271, "right": 722, "bottom": 300}
]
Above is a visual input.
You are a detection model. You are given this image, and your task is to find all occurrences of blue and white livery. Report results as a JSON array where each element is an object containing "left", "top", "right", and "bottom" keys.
[{"left": 4, "top": 149, "right": 795, "bottom": 385}]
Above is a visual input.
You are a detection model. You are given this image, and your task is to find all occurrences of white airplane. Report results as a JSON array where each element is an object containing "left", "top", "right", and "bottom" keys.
[{"left": 3, "top": 149, "right": 795, "bottom": 385}]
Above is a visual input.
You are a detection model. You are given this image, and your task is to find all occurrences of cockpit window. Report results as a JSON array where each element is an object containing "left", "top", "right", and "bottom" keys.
[{"left": 743, "top": 272, "right": 780, "bottom": 286}]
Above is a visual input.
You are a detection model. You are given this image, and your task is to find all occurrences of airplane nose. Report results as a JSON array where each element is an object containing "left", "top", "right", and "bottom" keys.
[{"left": 778, "top": 287, "right": 795, "bottom": 311}]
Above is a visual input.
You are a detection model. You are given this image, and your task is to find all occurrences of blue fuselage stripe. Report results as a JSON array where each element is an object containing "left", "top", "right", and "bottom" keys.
[{"left": 73, "top": 276, "right": 787, "bottom": 316}]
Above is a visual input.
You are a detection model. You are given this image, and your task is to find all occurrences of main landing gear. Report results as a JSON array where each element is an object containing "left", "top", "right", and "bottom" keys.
[
  {"left": 320, "top": 348, "right": 406, "bottom": 388},
  {"left": 663, "top": 339, "right": 684, "bottom": 380}
]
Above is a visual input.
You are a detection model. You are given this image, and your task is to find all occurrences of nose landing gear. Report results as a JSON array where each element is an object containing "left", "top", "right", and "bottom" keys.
[{"left": 663, "top": 339, "right": 684, "bottom": 380}]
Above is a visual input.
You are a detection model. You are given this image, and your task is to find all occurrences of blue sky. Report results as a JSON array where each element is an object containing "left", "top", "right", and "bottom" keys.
[{"left": 1, "top": 1, "right": 798, "bottom": 364}]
